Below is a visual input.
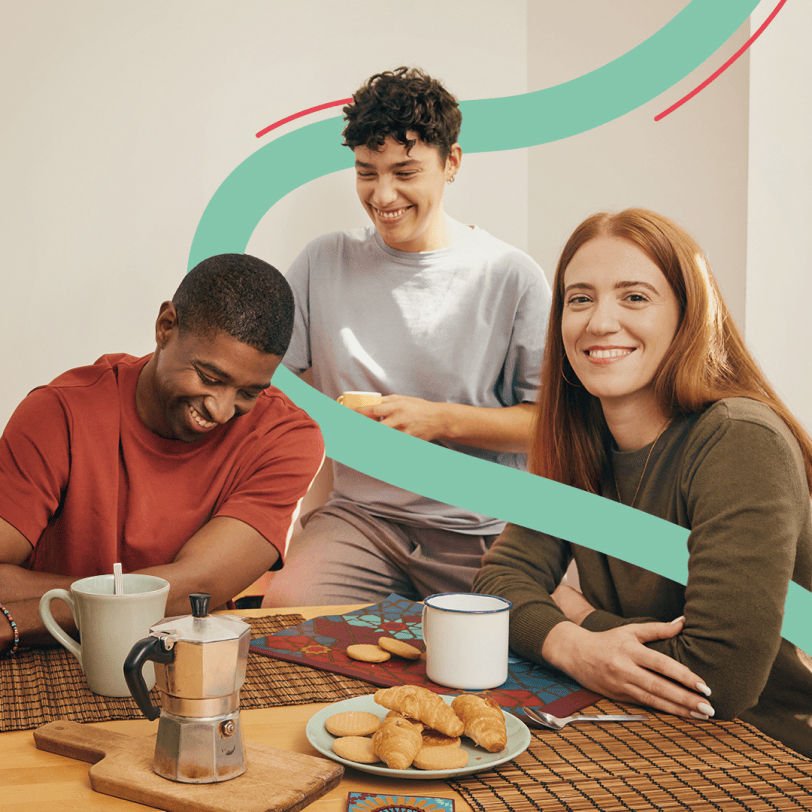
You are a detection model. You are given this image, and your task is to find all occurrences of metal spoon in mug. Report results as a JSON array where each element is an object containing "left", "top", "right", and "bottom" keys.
[
  {"left": 524, "top": 707, "right": 648, "bottom": 730},
  {"left": 113, "top": 562, "right": 124, "bottom": 595}
]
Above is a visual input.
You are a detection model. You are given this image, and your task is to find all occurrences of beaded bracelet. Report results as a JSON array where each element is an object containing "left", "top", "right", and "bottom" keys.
[{"left": 0, "top": 602, "right": 20, "bottom": 657}]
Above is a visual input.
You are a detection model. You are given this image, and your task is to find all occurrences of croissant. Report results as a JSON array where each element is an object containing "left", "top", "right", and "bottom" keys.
[
  {"left": 371, "top": 716, "right": 423, "bottom": 769},
  {"left": 385, "top": 709, "right": 424, "bottom": 732},
  {"left": 374, "top": 686, "right": 464, "bottom": 738},
  {"left": 451, "top": 694, "right": 508, "bottom": 752}
]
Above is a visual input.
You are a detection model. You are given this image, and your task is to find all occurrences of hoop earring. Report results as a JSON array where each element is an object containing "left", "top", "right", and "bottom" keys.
[
  {"left": 446, "top": 175, "right": 456, "bottom": 184},
  {"left": 561, "top": 367, "right": 583, "bottom": 387}
]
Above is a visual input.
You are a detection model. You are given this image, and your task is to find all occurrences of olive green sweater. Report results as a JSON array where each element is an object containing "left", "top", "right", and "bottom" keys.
[{"left": 474, "top": 398, "right": 812, "bottom": 758}]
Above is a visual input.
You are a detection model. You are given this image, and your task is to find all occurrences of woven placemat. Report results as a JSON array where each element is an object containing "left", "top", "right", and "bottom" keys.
[
  {"left": 0, "top": 615, "right": 373, "bottom": 732},
  {"left": 250, "top": 594, "right": 600, "bottom": 719},
  {"left": 448, "top": 698, "right": 812, "bottom": 812}
]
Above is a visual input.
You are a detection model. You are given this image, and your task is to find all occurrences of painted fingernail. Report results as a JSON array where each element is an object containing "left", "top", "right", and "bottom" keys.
[
  {"left": 696, "top": 682, "right": 712, "bottom": 697},
  {"left": 697, "top": 702, "right": 715, "bottom": 717},
  {"left": 670, "top": 615, "right": 685, "bottom": 624},
  {"left": 690, "top": 711, "right": 710, "bottom": 720}
]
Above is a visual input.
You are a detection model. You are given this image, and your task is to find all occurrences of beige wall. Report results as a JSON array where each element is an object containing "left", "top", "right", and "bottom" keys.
[
  {"left": 746, "top": 0, "right": 812, "bottom": 428},
  {"left": 527, "top": 1, "right": 749, "bottom": 329},
  {"left": 0, "top": 0, "right": 529, "bottom": 427}
]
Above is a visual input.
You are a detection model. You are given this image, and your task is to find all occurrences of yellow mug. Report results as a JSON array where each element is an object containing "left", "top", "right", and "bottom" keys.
[{"left": 337, "top": 391, "right": 382, "bottom": 409}]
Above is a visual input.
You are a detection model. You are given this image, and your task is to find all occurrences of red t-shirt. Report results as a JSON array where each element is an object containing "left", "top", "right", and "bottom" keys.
[{"left": 0, "top": 354, "right": 324, "bottom": 577}]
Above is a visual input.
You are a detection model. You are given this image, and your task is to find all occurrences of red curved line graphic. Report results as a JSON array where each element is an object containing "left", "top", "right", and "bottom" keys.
[
  {"left": 256, "top": 98, "right": 353, "bottom": 139},
  {"left": 655, "top": 0, "right": 786, "bottom": 121}
]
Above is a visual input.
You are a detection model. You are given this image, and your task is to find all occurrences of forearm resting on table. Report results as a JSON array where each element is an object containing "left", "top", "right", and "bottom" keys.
[
  {"left": 1, "top": 596, "right": 77, "bottom": 649},
  {"left": 1, "top": 558, "right": 81, "bottom": 648},
  {"left": 0, "top": 517, "right": 280, "bottom": 648},
  {"left": 137, "top": 516, "right": 281, "bottom": 616},
  {"left": 0, "top": 557, "right": 265, "bottom": 650},
  {"left": 0, "top": 563, "right": 75, "bottom": 602},
  {"left": 541, "top": 617, "right": 715, "bottom": 720},
  {"left": 136, "top": 554, "right": 277, "bottom": 617},
  {"left": 1, "top": 557, "right": 278, "bottom": 650}
]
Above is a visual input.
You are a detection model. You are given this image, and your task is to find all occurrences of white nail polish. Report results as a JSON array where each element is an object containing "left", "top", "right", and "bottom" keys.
[
  {"left": 696, "top": 682, "right": 712, "bottom": 697},
  {"left": 670, "top": 615, "right": 685, "bottom": 624},
  {"left": 690, "top": 711, "right": 709, "bottom": 720},
  {"left": 697, "top": 702, "right": 715, "bottom": 717}
]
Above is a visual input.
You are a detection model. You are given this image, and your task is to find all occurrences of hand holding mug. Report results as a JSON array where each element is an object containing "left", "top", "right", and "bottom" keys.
[{"left": 337, "top": 391, "right": 383, "bottom": 411}]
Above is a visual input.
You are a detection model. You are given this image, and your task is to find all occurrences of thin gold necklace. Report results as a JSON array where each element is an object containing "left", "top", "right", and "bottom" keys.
[{"left": 614, "top": 420, "right": 671, "bottom": 508}]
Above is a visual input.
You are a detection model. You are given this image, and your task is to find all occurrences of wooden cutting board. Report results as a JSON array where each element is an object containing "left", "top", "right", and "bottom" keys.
[{"left": 33, "top": 720, "right": 343, "bottom": 812}]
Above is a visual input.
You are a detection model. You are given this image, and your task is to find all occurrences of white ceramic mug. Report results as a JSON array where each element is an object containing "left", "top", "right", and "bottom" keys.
[
  {"left": 39, "top": 573, "right": 170, "bottom": 697},
  {"left": 337, "top": 391, "right": 382, "bottom": 409},
  {"left": 422, "top": 592, "right": 512, "bottom": 690}
]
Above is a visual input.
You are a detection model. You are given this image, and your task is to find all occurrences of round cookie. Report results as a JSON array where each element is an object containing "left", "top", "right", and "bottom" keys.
[
  {"left": 413, "top": 746, "right": 469, "bottom": 770},
  {"left": 377, "top": 636, "right": 422, "bottom": 660},
  {"left": 326, "top": 710, "right": 382, "bottom": 737},
  {"left": 332, "top": 736, "right": 381, "bottom": 764},
  {"left": 346, "top": 644, "right": 391, "bottom": 663}
]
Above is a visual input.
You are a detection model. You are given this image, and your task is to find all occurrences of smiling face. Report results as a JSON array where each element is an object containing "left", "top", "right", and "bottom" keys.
[
  {"left": 137, "top": 303, "right": 281, "bottom": 443},
  {"left": 561, "top": 236, "right": 681, "bottom": 423},
  {"left": 354, "top": 132, "right": 461, "bottom": 253}
]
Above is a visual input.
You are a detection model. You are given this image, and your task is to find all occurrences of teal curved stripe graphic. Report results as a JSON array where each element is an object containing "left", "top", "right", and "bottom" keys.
[{"left": 190, "top": 3, "right": 812, "bottom": 653}]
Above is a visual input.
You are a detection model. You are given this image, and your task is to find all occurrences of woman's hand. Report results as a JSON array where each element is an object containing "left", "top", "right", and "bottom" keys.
[{"left": 543, "top": 617, "right": 714, "bottom": 719}]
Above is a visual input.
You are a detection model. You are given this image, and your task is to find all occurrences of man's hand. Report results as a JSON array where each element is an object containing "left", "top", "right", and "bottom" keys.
[
  {"left": 357, "top": 396, "right": 535, "bottom": 454},
  {"left": 359, "top": 395, "right": 446, "bottom": 442},
  {"left": 551, "top": 583, "right": 595, "bottom": 626},
  {"left": 542, "top": 618, "right": 714, "bottom": 720}
]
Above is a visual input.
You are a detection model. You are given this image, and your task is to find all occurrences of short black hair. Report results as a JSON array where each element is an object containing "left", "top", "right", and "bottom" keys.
[
  {"left": 172, "top": 254, "right": 294, "bottom": 357},
  {"left": 342, "top": 67, "right": 461, "bottom": 161}
]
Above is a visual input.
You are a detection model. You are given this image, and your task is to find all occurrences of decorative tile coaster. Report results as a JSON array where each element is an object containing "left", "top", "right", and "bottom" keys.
[
  {"left": 346, "top": 791, "right": 455, "bottom": 812},
  {"left": 250, "top": 593, "right": 600, "bottom": 719}
]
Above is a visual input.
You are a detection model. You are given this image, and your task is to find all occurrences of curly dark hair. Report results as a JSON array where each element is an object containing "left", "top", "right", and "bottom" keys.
[
  {"left": 172, "top": 254, "right": 294, "bottom": 357},
  {"left": 342, "top": 67, "right": 462, "bottom": 161}
]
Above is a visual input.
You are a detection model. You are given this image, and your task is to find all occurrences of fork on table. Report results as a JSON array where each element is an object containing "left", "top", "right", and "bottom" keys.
[{"left": 524, "top": 707, "right": 649, "bottom": 731}]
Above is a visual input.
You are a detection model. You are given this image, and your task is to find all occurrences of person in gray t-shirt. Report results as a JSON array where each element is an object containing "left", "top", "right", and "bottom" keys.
[{"left": 263, "top": 67, "right": 551, "bottom": 605}]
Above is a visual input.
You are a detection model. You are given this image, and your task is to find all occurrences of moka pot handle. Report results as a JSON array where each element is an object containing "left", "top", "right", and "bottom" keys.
[{"left": 123, "top": 634, "right": 175, "bottom": 721}]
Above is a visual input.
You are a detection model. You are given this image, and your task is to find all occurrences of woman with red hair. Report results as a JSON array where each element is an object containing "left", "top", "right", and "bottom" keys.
[{"left": 475, "top": 208, "right": 812, "bottom": 756}]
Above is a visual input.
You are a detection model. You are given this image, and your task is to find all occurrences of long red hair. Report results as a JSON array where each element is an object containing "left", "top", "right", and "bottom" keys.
[{"left": 531, "top": 208, "right": 812, "bottom": 493}]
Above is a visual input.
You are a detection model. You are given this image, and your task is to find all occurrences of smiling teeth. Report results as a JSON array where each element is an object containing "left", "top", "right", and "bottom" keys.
[
  {"left": 376, "top": 207, "right": 409, "bottom": 219},
  {"left": 589, "top": 348, "right": 633, "bottom": 359},
  {"left": 189, "top": 405, "right": 216, "bottom": 429}
]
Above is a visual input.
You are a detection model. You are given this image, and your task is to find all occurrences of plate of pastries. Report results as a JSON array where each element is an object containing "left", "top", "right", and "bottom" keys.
[{"left": 306, "top": 685, "right": 531, "bottom": 778}]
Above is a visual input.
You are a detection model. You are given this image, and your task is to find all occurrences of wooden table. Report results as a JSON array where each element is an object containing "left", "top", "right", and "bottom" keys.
[
  {"left": 4, "top": 604, "right": 811, "bottom": 812},
  {"left": 0, "top": 605, "right": 473, "bottom": 812}
]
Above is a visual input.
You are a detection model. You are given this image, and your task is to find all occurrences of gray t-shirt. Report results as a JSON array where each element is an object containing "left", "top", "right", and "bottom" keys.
[{"left": 283, "top": 216, "right": 551, "bottom": 533}]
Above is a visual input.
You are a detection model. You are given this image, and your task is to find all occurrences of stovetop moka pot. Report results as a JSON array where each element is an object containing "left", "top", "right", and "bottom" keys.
[{"left": 124, "top": 592, "right": 250, "bottom": 783}]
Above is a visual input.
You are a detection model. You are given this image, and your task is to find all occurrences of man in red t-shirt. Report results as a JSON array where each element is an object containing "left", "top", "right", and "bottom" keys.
[{"left": 0, "top": 253, "right": 324, "bottom": 652}]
